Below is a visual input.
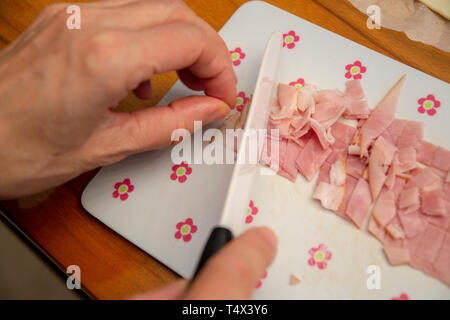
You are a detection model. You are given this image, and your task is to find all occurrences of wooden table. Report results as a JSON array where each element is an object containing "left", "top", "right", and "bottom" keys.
[{"left": 0, "top": 0, "right": 449, "bottom": 299}]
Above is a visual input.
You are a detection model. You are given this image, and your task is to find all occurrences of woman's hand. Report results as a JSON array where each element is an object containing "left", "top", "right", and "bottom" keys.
[
  {"left": 0, "top": 0, "right": 236, "bottom": 199},
  {"left": 131, "top": 227, "right": 278, "bottom": 300}
]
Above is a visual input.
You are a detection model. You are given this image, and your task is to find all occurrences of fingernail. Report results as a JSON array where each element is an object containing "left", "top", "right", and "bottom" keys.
[
  {"left": 258, "top": 227, "right": 278, "bottom": 250},
  {"left": 208, "top": 100, "right": 230, "bottom": 122}
]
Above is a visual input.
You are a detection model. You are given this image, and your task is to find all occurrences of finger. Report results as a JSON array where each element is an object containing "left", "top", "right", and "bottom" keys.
[
  {"left": 83, "top": 0, "right": 190, "bottom": 30},
  {"left": 183, "top": 227, "right": 278, "bottom": 300},
  {"left": 125, "top": 21, "right": 236, "bottom": 106},
  {"left": 129, "top": 279, "right": 188, "bottom": 300},
  {"left": 133, "top": 79, "right": 152, "bottom": 100},
  {"left": 107, "top": 95, "right": 230, "bottom": 156},
  {"left": 177, "top": 69, "right": 204, "bottom": 92}
]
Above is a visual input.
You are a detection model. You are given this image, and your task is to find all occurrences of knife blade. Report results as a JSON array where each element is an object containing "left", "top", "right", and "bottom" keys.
[{"left": 193, "top": 31, "right": 283, "bottom": 278}]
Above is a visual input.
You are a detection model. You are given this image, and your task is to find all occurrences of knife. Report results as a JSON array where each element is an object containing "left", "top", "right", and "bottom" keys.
[{"left": 193, "top": 31, "right": 283, "bottom": 278}]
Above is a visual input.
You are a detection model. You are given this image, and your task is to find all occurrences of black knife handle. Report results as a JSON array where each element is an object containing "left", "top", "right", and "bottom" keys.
[{"left": 193, "top": 226, "right": 233, "bottom": 278}]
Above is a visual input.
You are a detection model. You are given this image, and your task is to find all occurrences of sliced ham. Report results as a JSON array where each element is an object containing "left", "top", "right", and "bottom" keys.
[
  {"left": 383, "top": 245, "right": 410, "bottom": 265},
  {"left": 433, "top": 232, "right": 450, "bottom": 285},
  {"left": 397, "top": 147, "right": 416, "bottom": 173},
  {"left": 398, "top": 187, "right": 419, "bottom": 209},
  {"left": 296, "top": 135, "right": 332, "bottom": 181},
  {"left": 413, "top": 223, "right": 446, "bottom": 269},
  {"left": 386, "top": 119, "right": 408, "bottom": 145},
  {"left": 386, "top": 217, "right": 405, "bottom": 240},
  {"left": 344, "top": 79, "right": 365, "bottom": 100},
  {"left": 313, "top": 182, "right": 345, "bottom": 211},
  {"left": 330, "top": 155, "right": 346, "bottom": 186},
  {"left": 372, "top": 189, "right": 396, "bottom": 227},
  {"left": 279, "top": 139, "right": 303, "bottom": 182},
  {"left": 359, "top": 75, "right": 406, "bottom": 157},
  {"left": 421, "top": 189, "right": 446, "bottom": 216},
  {"left": 296, "top": 88, "right": 315, "bottom": 112},
  {"left": 312, "top": 100, "right": 345, "bottom": 127},
  {"left": 416, "top": 140, "right": 437, "bottom": 166},
  {"left": 432, "top": 147, "right": 450, "bottom": 172},
  {"left": 345, "top": 178, "right": 372, "bottom": 228},
  {"left": 330, "top": 122, "right": 356, "bottom": 145},
  {"left": 384, "top": 154, "right": 398, "bottom": 190},
  {"left": 398, "top": 210, "right": 426, "bottom": 238},
  {"left": 343, "top": 99, "right": 370, "bottom": 120},
  {"left": 346, "top": 155, "right": 367, "bottom": 179},
  {"left": 368, "top": 136, "right": 397, "bottom": 200},
  {"left": 310, "top": 118, "right": 335, "bottom": 149},
  {"left": 396, "top": 121, "right": 423, "bottom": 149},
  {"left": 278, "top": 83, "right": 297, "bottom": 109}
]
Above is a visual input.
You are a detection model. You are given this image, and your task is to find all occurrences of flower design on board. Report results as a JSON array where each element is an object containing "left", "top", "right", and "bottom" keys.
[
  {"left": 344, "top": 60, "right": 367, "bottom": 79},
  {"left": 255, "top": 270, "right": 268, "bottom": 289},
  {"left": 230, "top": 47, "right": 246, "bottom": 66},
  {"left": 245, "top": 200, "right": 259, "bottom": 224},
  {"left": 235, "top": 91, "right": 249, "bottom": 112},
  {"left": 308, "top": 244, "right": 332, "bottom": 270},
  {"left": 417, "top": 94, "right": 440, "bottom": 116},
  {"left": 112, "top": 178, "right": 134, "bottom": 201},
  {"left": 170, "top": 161, "right": 192, "bottom": 183},
  {"left": 289, "top": 78, "right": 305, "bottom": 89},
  {"left": 283, "top": 30, "right": 300, "bottom": 49},
  {"left": 391, "top": 293, "right": 409, "bottom": 300},
  {"left": 174, "top": 218, "right": 198, "bottom": 242}
]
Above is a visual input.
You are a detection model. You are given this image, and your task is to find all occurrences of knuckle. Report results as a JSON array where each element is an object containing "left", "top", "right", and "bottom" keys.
[{"left": 82, "top": 31, "right": 123, "bottom": 74}]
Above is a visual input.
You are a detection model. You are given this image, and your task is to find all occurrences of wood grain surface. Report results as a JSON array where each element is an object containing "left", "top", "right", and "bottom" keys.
[{"left": 0, "top": 0, "right": 448, "bottom": 299}]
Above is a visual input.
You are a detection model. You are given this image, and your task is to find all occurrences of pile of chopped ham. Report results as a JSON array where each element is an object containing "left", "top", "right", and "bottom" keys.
[{"left": 261, "top": 76, "right": 450, "bottom": 286}]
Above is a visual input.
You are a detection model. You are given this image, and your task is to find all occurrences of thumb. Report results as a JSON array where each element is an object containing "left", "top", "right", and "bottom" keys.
[
  {"left": 183, "top": 227, "right": 278, "bottom": 300},
  {"left": 117, "top": 95, "right": 230, "bottom": 152}
]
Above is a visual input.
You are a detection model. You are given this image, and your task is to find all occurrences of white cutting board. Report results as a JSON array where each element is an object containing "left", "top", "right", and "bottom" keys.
[{"left": 82, "top": 1, "right": 450, "bottom": 299}]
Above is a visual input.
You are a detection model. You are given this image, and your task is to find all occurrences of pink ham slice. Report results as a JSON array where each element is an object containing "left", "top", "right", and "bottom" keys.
[
  {"left": 315, "top": 89, "right": 346, "bottom": 107},
  {"left": 395, "top": 121, "right": 424, "bottom": 149},
  {"left": 330, "top": 155, "right": 346, "bottom": 186},
  {"left": 359, "top": 75, "right": 406, "bottom": 157},
  {"left": 296, "top": 135, "right": 332, "bottom": 181},
  {"left": 335, "top": 174, "right": 357, "bottom": 220},
  {"left": 433, "top": 232, "right": 450, "bottom": 285},
  {"left": 412, "top": 223, "right": 446, "bottom": 272},
  {"left": 310, "top": 119, "right": 335, "bottom": 149},
  {"left": 386, "top": 119, "right": 408, "bottom": 145},
  {"left": 432, "top": 147, "right": 450, "bottom": 172},
  {"left": 397, "top": 147, "right": 416, "bottom": 173},
  {"left": 368, "top": 136, "right": 397, "bottom": 200},
  {"left": 372, "top": 189, "right": 396, "bottom": 227},
  {"left": 278, "top": 83, "right": 297, "bottom": 109},
  {"left": 330, "top": 122, "right": 356, "bottom": 145},
  {"left": 383, "top": 245, "right": 410, "bottom": 265},
  {"left": 346, "top": 155, "right": 367, "bottom": 179},
  {"left": 384, "top": 154, "right": 398, "bottom": 190},
  {"left": 345, "top": 178, "right": 372, "bottom": 228},
  {"left": 386, "top": 216, "right": 405, "bottom": 240},
  {"left": 421, "top": 188, "right": 446, "bottom": 216},
  {"left": 313, "top": 182, "right": 345, "bottom": 211},
  {"left": 296, "top": 88, "right": 315, "bottom": 112},
  {"left": 404, "top": 167, "right": 442, "bottom": 191},
  {"left": 416, "top": 141, "right": 437, "bottom": 166},
  {"left": 343, "top": 99, "right": 370, "bottom": 120},
  {"left": 398, "top": 210, "right": 426, "bottom": 238},
  {"left": 344, "top": 79, "right": 365, "bottom": 100},
  {"left": 313, "top": 101, "right": 346, "bottom": 128},
  {"left": 398, "top": 187, "right": 419, "bottom": 209},
  {"left": 279, "top": 139, "right": 303, "bottom": 182}
]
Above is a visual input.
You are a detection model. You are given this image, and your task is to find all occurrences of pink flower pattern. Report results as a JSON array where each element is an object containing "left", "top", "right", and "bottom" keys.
[
  {"left": 289, "top": 78, "right": 305, "bottom": 89},
  {"left": 255, "top": 270, "right": 267, "bottom": 289},
  {"left": 234, "top": 91, "right": 249, "bottom": 112},
  {"left": 345, "top": 60, "right": 366, "bottom": 80},
  {"left": 417, "top": 94, "right": 440, "bottom": 116},
  {"left": 170, "top": 161, "right": 192, "bottom": 183},
  {"left": 230, "top": 47, "right": 245, "bottom": 66},
  {"left": 391, "top": 293, "right": 409, "bottom": 300},
  {"left": 174, "top": 218, "right": 197, "bottom": 242},
  {"left": 112, "top": 178, "right": 134, "bottom": 201},
  {"left": 283, "top": 31, "right": 300, "bottom": 49},
  {"left": 308, "top": 244, "right": 332, "bottom": 270},
  {"left": 245, "top": 200, "right": 259, "bottom": 224}
]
